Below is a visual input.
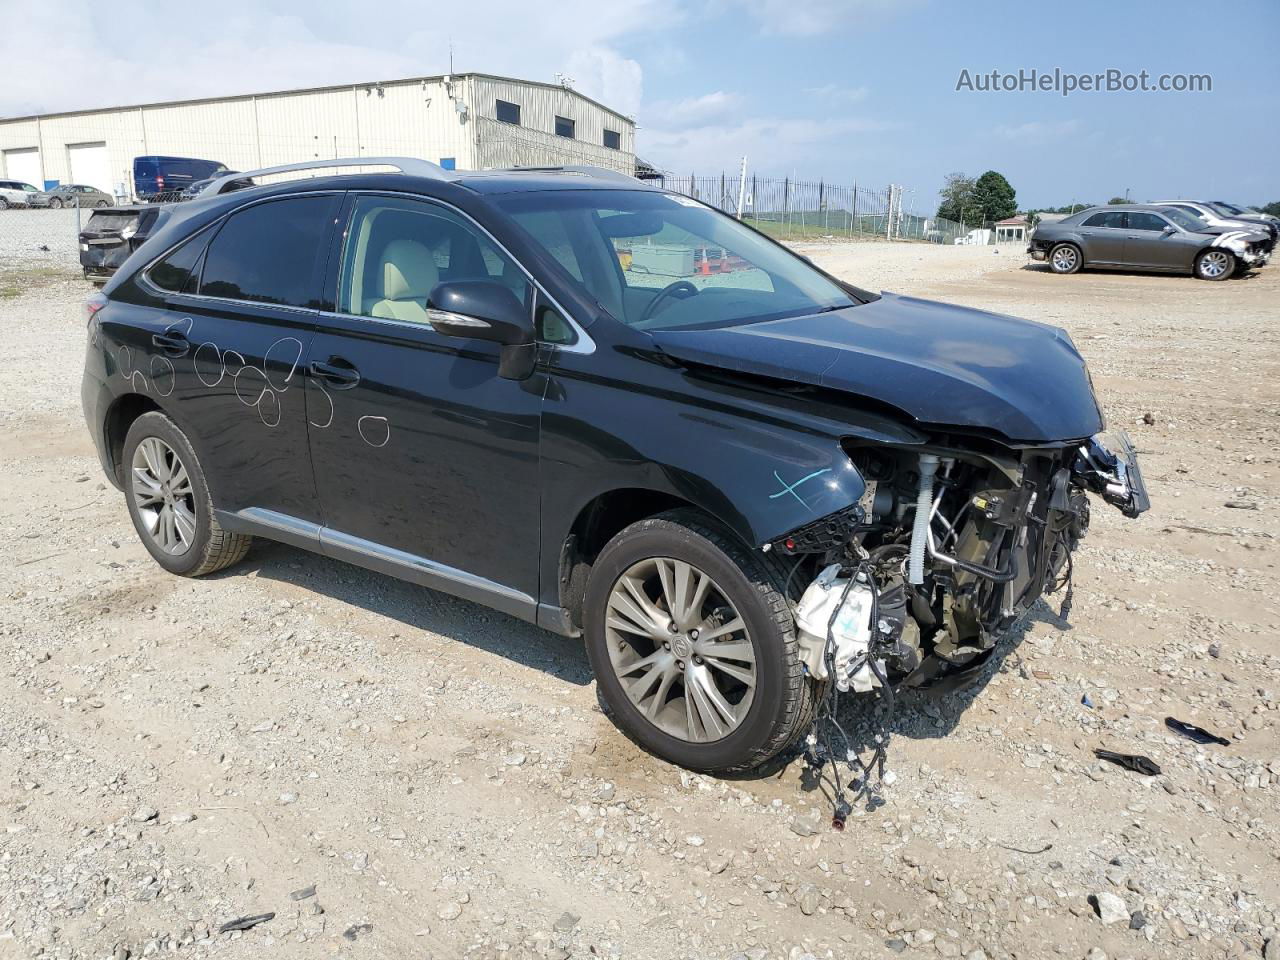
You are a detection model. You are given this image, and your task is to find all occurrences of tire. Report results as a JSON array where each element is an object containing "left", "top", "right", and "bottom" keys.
[
  {"left": 1048, "top": 242, "right": 1082, "bottom": 274},
  {"left": 583, "top": 509, "right": 818, "bottom": 774},
  {"left": 1194, "top": 247, "right": 1235, "bottom": 281},
  {"left": 49, "top": 197, "right": 62, "bottom": 209},
  {"left": 95, "top": 200, "right": 109, "bottom": 208},
  {"left": 0, "top": 197, "right": 8, "bottom": 210},
  {"left": 122, "top": 411, "right": 252, "bottom": 577}
]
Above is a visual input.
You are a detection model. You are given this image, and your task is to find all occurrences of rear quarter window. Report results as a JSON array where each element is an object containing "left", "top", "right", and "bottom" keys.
[
  {"left": 149, "top": 231, "right": 210, "bottom": 293},
  {"left": 199, "top": 195, "right": 338, "bottom": 308}
]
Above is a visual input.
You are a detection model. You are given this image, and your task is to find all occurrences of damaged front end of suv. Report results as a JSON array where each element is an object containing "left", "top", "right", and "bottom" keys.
[
  {"left": 783, "top": 430, "right": 1147, "bottom": 696},
  {"left": 654, "top": 293, "right": 1149, "bottom": 700}
]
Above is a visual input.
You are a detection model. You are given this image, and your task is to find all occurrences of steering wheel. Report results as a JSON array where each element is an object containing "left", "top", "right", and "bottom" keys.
[{"left": 637, "top": 280, "right": 700, "bottom": 325}]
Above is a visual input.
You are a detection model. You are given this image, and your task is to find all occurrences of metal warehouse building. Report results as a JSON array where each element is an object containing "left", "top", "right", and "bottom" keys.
[{"left": 0, "top": 73, "right": 637, "bottom": 199}]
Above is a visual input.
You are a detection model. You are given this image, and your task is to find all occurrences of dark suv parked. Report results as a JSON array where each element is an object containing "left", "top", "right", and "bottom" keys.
[
  {"left": 82, "top": 158, "right": 1147, "bottom": 774},
  {"left": 79, "top": 205, "right": 169, "bottom": 283}
]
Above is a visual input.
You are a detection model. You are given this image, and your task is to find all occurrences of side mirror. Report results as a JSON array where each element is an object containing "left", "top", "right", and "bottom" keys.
[
  {"left": 427, "top": 280, "right": 537, "bottom": 381},
  {"left": 1162, "top": 226, "right": 1176, "bottom": 236},
  {"left": 428, "top": 280, "right": 533, "bottom": 345}
]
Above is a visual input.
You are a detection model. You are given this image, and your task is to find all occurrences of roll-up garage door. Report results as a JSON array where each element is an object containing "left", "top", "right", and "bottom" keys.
[
  {"left": 3, "top": 147, "right": 42, "bottom": 187},
  {"left": 68, "top": 142, "right": 112, "bottom": 194}
]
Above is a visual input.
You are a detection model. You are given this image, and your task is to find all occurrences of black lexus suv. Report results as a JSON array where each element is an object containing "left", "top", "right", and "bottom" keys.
[{"left": 82, "top": 158, "right": 1148, "bottom": 775}]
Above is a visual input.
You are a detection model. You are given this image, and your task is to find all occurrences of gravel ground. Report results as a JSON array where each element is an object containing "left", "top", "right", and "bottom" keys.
[{"left": 0, "top": 244, "right": 1277, "bottom": 960}]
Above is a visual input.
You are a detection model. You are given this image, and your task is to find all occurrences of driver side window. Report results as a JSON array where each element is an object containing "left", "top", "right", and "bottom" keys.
[{"left": 338, "top": 196, "right": 532, "bottom": 327}]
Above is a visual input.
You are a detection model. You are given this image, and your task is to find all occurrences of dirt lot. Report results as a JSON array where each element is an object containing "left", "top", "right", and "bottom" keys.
[{"left": 1, "top": 245, "right": 1277, "bottom": 960}]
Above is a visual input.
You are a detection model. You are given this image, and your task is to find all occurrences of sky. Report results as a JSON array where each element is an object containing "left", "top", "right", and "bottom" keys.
[{"left": 3, "top": 0, "right": 1277, "bottom": 212}]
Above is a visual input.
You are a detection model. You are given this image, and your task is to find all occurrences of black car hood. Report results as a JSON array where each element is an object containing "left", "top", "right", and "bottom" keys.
[{"left": 650, "top": 292, "right": 1105, "bottom": 444}]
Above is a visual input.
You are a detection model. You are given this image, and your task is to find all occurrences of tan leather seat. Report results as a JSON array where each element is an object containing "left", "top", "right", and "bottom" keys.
[{"left": 369, "top": 239, "right": 439, "bottom": 324}]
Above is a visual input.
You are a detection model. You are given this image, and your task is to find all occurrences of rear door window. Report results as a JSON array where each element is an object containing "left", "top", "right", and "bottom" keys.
[
  {"left": 1083, "top": 211, "right": 1126, "bottom": 228},
  {"left": 200, "top": 195, "right": 339, "bottom": 308}
]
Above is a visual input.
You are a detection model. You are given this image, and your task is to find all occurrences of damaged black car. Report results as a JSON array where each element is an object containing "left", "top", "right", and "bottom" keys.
[{"left": 81, "top": 159, "right": 1148, "bottom": 776}]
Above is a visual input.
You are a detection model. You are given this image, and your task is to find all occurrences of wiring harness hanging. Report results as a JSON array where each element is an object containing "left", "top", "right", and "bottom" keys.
[{"left": 799, "top": 551, "right": 897, "bottom": 829}]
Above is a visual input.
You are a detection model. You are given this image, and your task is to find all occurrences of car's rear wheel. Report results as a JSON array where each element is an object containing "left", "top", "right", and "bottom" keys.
[
  {"left": 583, "top": 510, "right": 817, "bottom": 774},
  {"left": 0, "top": 197, "right": 8, "bottom": 210},
  {"left": 95, "top": 200, "right": 109, "bottom": 208},
  {"left": 1049, "top": 242, "right": 1082, "bottom": 274},
  {"left": 123, "top": 411, "right": 252, "bottom": 577},
  {"left": 49, "top": 197, "right": 62, "bottom": 209},
  {"left": 1194, "top": 248, "right": 1234, "bottom": 281}
]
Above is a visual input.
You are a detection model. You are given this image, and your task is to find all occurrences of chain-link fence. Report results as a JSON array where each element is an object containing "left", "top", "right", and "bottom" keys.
[
  {"left": 0, "top": 202, "right": 87, "bottom": 273},
  {"left": 657, "top": 173, "right": 968, "bottom": 244}
]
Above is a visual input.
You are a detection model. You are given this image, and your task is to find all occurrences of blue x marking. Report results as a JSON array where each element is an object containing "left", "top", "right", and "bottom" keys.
[{"left": 768, "top": 468, "right": 833, "bottom": 510}]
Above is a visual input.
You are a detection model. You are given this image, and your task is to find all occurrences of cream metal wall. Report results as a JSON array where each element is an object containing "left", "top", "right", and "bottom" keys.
[{"left": 0, "top": 74, "right": 637, "bottom": 197}]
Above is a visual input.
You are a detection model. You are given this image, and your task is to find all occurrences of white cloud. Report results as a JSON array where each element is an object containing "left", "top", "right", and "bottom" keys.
[
  {"left": 0, "top": 0, "right": 678, "bottom": 118},
  {"left": 732, "top": 0, "right": 919, "bottom": 37},
  {"left": 566, "top": 47, "right": 644, "bottom": 117},
  {"left": 645, "top": 91, "right": 744, "bottom": 130},
  {"left": 642, "top": 111, "right": 896, "bottom": 174},
  {"left": 993, "top": 119, "right": 1082, "bottom": 143}
]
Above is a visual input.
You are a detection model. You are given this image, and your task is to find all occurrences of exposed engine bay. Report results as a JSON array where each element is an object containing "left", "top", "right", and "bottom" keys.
[{"left": 778, "top": 431, "right": 1149, "bottom": 694}]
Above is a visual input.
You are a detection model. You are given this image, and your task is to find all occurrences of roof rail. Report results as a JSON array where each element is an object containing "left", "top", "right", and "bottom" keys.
[
  {"left": 205, "top": 156, "right": 452, "bottom": 197},
  {"left": 504, "top": 164, "right": 638, "bottom": 184},
  {"left": 558, "top": 165, "right": 638, "bottom": 183}
]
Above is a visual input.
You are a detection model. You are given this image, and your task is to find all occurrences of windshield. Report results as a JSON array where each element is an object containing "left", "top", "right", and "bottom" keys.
[
  {"left": 1210, "top": 201, "right": 1251, "bottom": 216},
  {"left": 492, "top": 189, "right": 857, "bottom": 331},
  {"left": 1160, "top": 207, "right": 1208, "bottom": 231}
]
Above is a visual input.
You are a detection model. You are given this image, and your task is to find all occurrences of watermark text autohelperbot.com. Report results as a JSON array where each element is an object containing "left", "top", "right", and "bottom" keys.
[{"left": 956, "top": 68, "right": 1212, "bottom": 96}]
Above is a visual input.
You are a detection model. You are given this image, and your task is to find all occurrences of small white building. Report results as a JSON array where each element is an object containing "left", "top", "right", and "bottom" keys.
[
  {"left": 993, "top": 215, "right": 1029, "bottom": 243},
  {"left": 0, "top": 73, "right": 637, "bottom": 198}
]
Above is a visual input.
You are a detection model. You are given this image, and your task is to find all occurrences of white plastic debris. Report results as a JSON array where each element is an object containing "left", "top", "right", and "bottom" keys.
[{"left": 795, "top": 563, "right": 881, "bottom": 692}]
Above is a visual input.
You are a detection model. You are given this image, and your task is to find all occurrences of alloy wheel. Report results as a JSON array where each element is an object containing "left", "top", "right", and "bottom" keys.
[
  {"left": 131, "top": 437, "right": 197, "bottom": 555},
  {"left": 1200, "top": 250, "right": 1230, "bottom": 278},
  {"left": 604, "top": 557, "right": 757, "bottom": 743},
  {"left": 1052, "top": 246, "right": 1078, "bottom": 272}
]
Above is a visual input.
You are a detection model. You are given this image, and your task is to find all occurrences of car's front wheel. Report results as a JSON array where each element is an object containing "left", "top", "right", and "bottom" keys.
[
  {"left": 1194, "top": 248, "right": 1235, "bottom": 281},
  {"left": 122, "top": 412, "right": 252, "bottom": 577},
  {"left": 583, "top": 510, "right": 817, "bottom": 774},
  {"left": 1049, "top": 242, "right": 1082, "bottom": 274},
  {"left": 49, "top": 197, "right": 62, "bottom": 209}
]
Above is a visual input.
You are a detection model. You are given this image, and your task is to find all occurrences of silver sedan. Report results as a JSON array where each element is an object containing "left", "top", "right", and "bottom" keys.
[
  {"left": 46, "top": 184, "right": 114, "bottom": 209},
  {"left": 1029, "top": 204, "right": 1270, "bottom": 281}
]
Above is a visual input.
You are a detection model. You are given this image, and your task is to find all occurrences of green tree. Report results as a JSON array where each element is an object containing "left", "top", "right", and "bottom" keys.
[
  {"left": 1260, "top": 201, "right": 1280, "bottom": 217},
  {"left": 936, "top": 172, "right": 977, "bottom": 224},
  {"left": 971, "top": 170, "right": 1017, "bottom": 225},
  {"left": 1028, "top": 203, "right": 1094, "bottom": 217},
  {"left": 1107, "top": 196, "right": 1128, "bottom": 205}
]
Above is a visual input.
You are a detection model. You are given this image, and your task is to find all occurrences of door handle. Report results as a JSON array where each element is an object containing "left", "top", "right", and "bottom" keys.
[
  {"left": 151, "top": 332, "right": 190, "bottom": 357},
  {"left": 308, "top": 359, "right": 361, "bottom": 390}
]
